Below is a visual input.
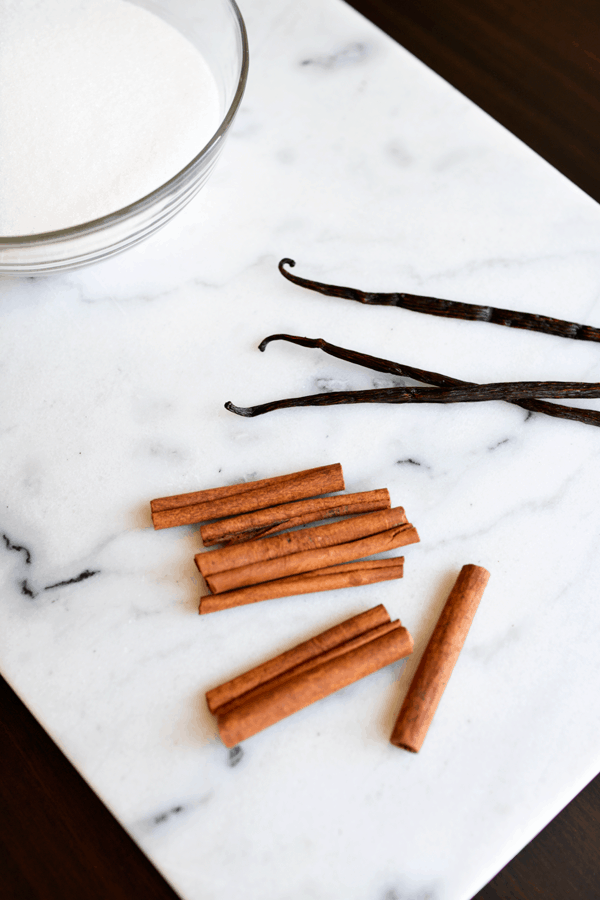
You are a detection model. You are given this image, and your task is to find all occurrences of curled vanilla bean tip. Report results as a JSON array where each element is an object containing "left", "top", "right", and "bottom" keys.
[
  {"left": 258, "top": 334, "right": 279, "bottom": 351},
  {"left": 258, "top": 333, "right": 315, "bottom": 352},
  {"left": 279, "top": 258, "right": 296, "bottom": 271},
  {"left": 224, "top": 401, "right": 256, "bottom": 417}
]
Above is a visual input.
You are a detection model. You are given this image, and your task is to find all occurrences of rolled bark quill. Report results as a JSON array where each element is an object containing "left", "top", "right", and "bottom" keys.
[
  {"left": 206, "top": 604, "right": 392, "bottom": 713},
  {"left": 216, "top": 621, "right": 406, "bottom": 723},
  {"left": 199, "top": 558, "right": 404, "bottom": 614},
  {"left": 196, "top": 506, "right": 408, "bottom": 578},
  {"left": 207, "top": 606, "right": 414, "bottom": 746},
  {"left": 390, "top": 564, "right": 490, "bottom": 753},
  {"left": 150, "top": 463, "right": 344, "bottom": 530},
  {"left": 200, "top": 488, "right": 390, "bottom": 546},
  {"left": 217, "top": 628, "right": 413, "bottom": 747},
  {"left": 202, "top": 522, "right": 419, "bottom": 594}
]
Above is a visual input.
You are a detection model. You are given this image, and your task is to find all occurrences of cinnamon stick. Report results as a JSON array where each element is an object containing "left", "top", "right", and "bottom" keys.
[
  {"left": 198, "top": 558, "right": 404, "bottom": 614},
  {"left": 204, "top": 523, "right": 419, "bottom": 594},
  {"left": 195, "top": 506, "right": 409, "bottom": 578},
  {"left": 150, "top": 463, "right": 344, "bottom": 529},
  {"left": 215, "top": 620, "right": 404, "bottom": 716},
  {"left": 206, "top": 603, "right": 392, "bottom": 713},
  {"left": 199, "top": 488, "right": 390, "bottom": 546},
  {"left": 390, "top": 564, "right": 490, "bottom": 753},
  {"left": 216, "top": 625, "right": 414, "bottom": 747}
]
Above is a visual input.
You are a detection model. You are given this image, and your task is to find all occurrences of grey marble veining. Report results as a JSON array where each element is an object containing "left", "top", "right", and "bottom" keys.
[{"left": 2, "top": 0, "right": 600, "bottom": 898}]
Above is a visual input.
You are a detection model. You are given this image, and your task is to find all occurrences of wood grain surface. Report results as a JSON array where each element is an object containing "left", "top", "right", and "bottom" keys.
[
  {"left": 3, "top": 1, "right": 600, "bottom": 898},
  {"left": 346, "top": 0, "right": 600, "bottom": 205}
]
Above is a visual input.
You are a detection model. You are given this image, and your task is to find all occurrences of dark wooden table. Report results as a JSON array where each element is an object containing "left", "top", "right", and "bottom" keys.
[{"left": 3, "top": 2, "right": 600, "bottom": 898}]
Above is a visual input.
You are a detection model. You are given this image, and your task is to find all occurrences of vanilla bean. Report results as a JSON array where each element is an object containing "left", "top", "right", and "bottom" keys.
[
  {"left": 225, "top": 379, "right": 600, "bottom": 418},
  {"left": 279, "top": 258, "right": 600, "bottom": 343},
  {"left": 255, "top": 333, "right": 600, "bottom": 427}
]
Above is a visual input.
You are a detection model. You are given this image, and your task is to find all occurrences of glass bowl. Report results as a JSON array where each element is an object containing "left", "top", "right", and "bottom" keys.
[{"left": 0, "top": 0, "right": 248, "bottom": 276}]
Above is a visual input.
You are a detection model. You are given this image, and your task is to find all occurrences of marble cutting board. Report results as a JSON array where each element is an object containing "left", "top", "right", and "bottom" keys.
[{"left": 2, "top": 0, "right": 600, "bottom": 898}]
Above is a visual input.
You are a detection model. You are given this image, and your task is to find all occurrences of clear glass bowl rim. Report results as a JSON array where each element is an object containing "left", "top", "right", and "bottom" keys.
[{"left": 0, "top": 0, "right": 249, "bottom": 249}]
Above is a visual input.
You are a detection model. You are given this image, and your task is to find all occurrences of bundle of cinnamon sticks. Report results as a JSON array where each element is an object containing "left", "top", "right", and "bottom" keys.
[
  {"left": 151, "top": 463, "right": 419, "bottom": 614},
  {"left": 151, "top": 465, "right": 491, "bottom": 751},
  {"left": 207, "top": 604, "right": 414, "bottom": 747}
]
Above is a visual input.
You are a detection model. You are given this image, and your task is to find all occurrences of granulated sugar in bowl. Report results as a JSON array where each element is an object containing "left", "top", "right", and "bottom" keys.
[{"left": 0, "top": 0, "right": 248, "bottom": 274}]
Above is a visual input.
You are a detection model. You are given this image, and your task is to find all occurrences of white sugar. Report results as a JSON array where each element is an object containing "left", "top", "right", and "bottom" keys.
[{"left": 0, "top": 0, "right": 221, "bottom": 235}]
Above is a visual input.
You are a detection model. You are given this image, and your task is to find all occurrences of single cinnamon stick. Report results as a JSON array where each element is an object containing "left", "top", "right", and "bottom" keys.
[
  {"left": 205, "top": 523, "right": 419, "bottom": 594},
  {"left": 390, "top": 564, "right": 490, "bottom": 753},
  {"left": 150, "top": 463, "right": 343, "bottom": 512},
  {"left": 150, "top": 463, "right": 344, "bottom": 529},
  {"left": 216, "top": 626, "right": 414, "bottom": 747},
  {"left": 199, "top": 488, "right": 391, "bottom": 546},
  {"left": 206, "top": 603, "right": 391, "bottom": 713},
  {"left": 199, "top": 558, "right": 404, "bottom": 614},
  {"left": 214, "top": 620, "right": 404, "bottom": 716},
  {"left": 196, "top": 506, "right": 408, "bottom": 578}
]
